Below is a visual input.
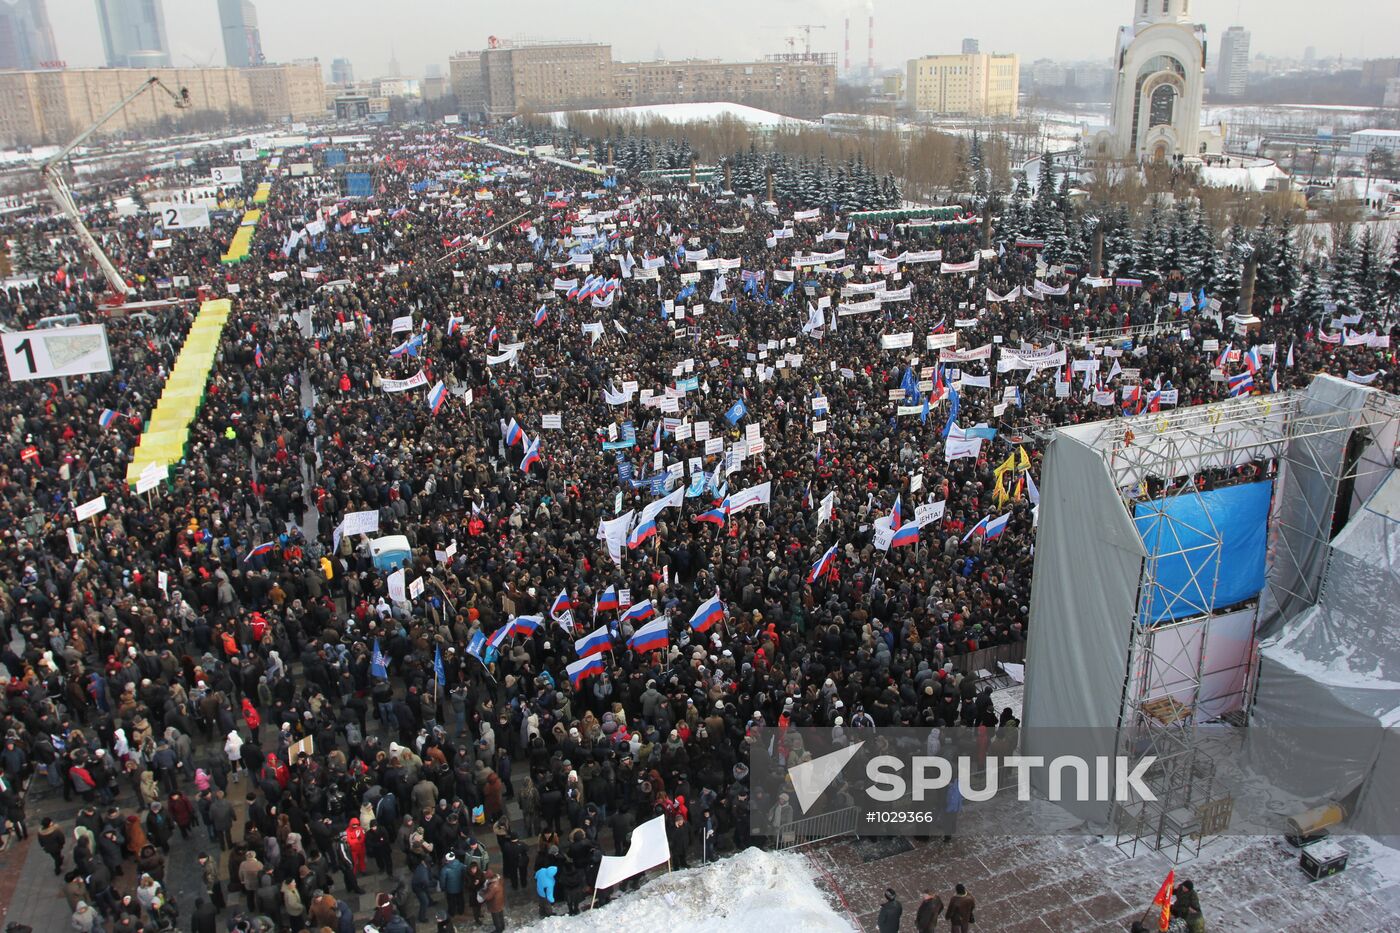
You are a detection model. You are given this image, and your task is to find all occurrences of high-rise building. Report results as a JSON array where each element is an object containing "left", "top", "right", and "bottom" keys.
[
  {"left": 94, "top": 0, "right": 170, "bottom": 68},
  {"left": 1217, "top": 25, "right": 1250, "bottom": 98},
  {"left": 217, "top": 0, "right": 262, "bottom": 68},
  {"left": 0, "top": 0, "right": 57, "bottom": 71},
  {"left": 480, "top": 42, "right": 613, "bottom": 117},
  {"left": 961, "top": 38, "right": 979, "bottom": 55},
  {"left": 611, "top": 57, "right": 836, "bottom": 118},
  {"left": 330, "top": 57, "right": 353, "bottom": 85},
  {"left": 904, "top": 51, "right": 1020, "bottom": 117}
]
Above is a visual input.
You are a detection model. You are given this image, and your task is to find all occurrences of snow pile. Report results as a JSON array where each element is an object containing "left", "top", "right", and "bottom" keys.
[
  {"left": 546, "top": 102, "right": 813, "bottom": 130},
  {"left": 518, "top": 847, "right": 854, "bottom": 933}
]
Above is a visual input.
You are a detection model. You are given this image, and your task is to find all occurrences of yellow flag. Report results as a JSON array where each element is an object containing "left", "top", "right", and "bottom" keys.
[
  {"left": 1017, "top": 446, "right": 1031, "bottom": 472},
  {"left": 994, "top": 453, "right": 1015, "bottom": 483}
]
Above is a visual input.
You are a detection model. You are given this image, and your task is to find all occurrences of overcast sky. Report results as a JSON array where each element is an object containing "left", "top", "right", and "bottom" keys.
[{"left": 47, "top": 0, "right": 1400, "bottom": 79}]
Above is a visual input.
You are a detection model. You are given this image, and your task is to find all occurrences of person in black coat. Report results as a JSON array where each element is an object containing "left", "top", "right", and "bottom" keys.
[
  {"left": 877, "top": 888, "right": 903, "bottom": 933},
  {"left": 190, "top": 896, "right": 218, "bottom": 933}
]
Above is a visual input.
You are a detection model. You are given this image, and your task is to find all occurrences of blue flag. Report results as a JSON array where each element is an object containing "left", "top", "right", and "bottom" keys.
[
  {"left": 725, "top": 399, "right": 748, "bottom": 424},
  {"left": 371, "top": 638, "right": 389, "bottom": 679},
  {"left": 941, "top": 385, "right": 961, "bottom": 440},
  {"left": 434, "top": 644, "right": 446, "bottom": 686}
]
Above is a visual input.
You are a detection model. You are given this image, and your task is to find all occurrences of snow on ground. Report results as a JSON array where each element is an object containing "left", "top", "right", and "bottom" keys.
[
  {"left": 1188, "top": 157, "right": 1289, "bottom": 192},
  {"left": 546, "top": 102, "right": 814, "bottom": 129},
  {"left": 518, "top": 848, "right": 854, "bottom": 933},
  {"left": 989, "top": 682, "right": 1024, "bottom": 723}
]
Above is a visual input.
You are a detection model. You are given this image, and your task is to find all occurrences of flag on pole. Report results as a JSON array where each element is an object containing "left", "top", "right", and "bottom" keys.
[
  {"left": 504, "top": 418, "right": 524, "bottom": 446},
  {"left": 1152, "top": 871, "right": 1175, "bottom": 932},
  {"left": 626, "top": 519, "right": 658, "bottom": 550},
  {"left": 574, "top": 625, "right": 611, "bottom": 658},
  {"left": 807, "top": 544, "right": 838, "bottom": 582},
  {"left": 620, "top": 599, "right": 656, "bottom": 625},
  {"left": 520, "top": 435, "right": 542, "bottom": 473},
  {"left": 254, "top": 344, "right": 265, "bottom": 368},
  {"left": 371, "top": 639, "right": 389, "bottom": 678},
  {"left": 487, "top": 620, "right": 517, "bottom": 651},
  {"left": 889, "top": 494, "right": 903, "bottom": 531},
  {"left": 1286, "top": 340, "right": 1294, "bottom": 368},
  {"left": 596, "top": 585, "right": 620, "bottom": 612},
  {"left": 1227, "top": 371, "right": 1255, "bottom": 397},
  {"left": 433, "top": 645, "right": 446, "bottom": 685},
  {"left": 551, "top": 589, "right": 574, "bottom": 630},
  {"left": 688, "top": 593, "right": 726, "bottom": 632},
  {"left": 98, "top": 408, "right": 121, "bottom": 428},
  {"left": 962, "top": 516, "right": 989, "bottom": 542},
  {"left": 627, "top": 617, "right": 670, "bottom": 653},
  {"left": 511, "top": 614, "right": 543, "bottom": 636},
  {"left": 566, "top": 654, "right": 605, "bottom": 687},
  {"left": 984, "top": 512, "right": 1010, "bottom": 539},
  {"left": 243, "top": 541, "right": 276, "bottom": 562},
  {"left": 890, "top": 522, "right": 920, "bottom": 548},
  {"left": 427, "top": 380, "right": 448, "bottom": 416},
  {"left": 533, "top": 304, "right": 548, "bottom": 327}
]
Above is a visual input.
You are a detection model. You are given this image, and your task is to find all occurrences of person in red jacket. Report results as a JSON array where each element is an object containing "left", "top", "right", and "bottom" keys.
[{"left": 344, "top": 817, "right": 368, "bottom": 874}]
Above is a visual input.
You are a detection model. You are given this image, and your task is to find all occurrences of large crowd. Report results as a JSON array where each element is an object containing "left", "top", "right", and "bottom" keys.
[{"left": 0, "top": 123, "right": 1391, "bottom": 933}]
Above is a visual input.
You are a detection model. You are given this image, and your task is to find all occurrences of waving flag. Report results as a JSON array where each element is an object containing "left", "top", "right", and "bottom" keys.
[
  {"left": 890, "top": 521, "right": 921, "bottom": 548},
  {"left": 512, "top": 614, "right": 543, "bottom": 636},
  {"left": 574, "top": 625, "right": 611, "bottom": 658},
  {"left": 627, "top": 617, "right": 670, "bottom": 654},
  {"left": 627, "top": 518, "right": 658, "bottom": 550},
  {"left": 566, "top": 654, "right": 605, "bottom": 687},
  {"left": 551, "top": 589, "right": 574, "bottom": 628},
  {"left": 1152, "top": 871, "right": 1175, "bottom": 932},
  {"left": 889, "top": 494, "right": 903, "bottom": 531},
  {"left": 694, "top": 501, "right": 730, "bottom": 526},
  {"left": 942, "top": 384, "right": 961, "bottom": 439},
  {"left": 1286, "top": 340, "right": 1295, "bottom": 368},
  {"left": 390, "top": 334, "right": 423, "bottom": 358},
  {"left": 447, "top": 316, "right": 462, "bottom": 337},
  {"left": 371, "top": 639, "right": 389, "bottom": 678},
  {"left": 1243, "top": 347, "right": 1262, "bottom": 374},
  {"left": 487, "top": 620, "right": 517, "bottom": 650},
  {"left": 802, "top": 482, "right": 813, "bottom": 510},
  {"left": 98, "top": 408, "right": 121, "bottom": 429},
  {"left": 962, "top": 516, "right": 989, "bottom": 542},
  {"left": 596, "top": 585, "right": 620, "bottom": 612},
  {"left": 488, "top": 325, "right": 499, "bottom": 344},
  {"left": 243, "top": 541, "right": 276, "bottom": 563},
  {"left": 689, "top": 593, "right": 725, "bottom": 632},
  {"left": 985, "top": 512, "right": 1010, "bottom": 540},
  {"left": 1215, "top": 343, "right": 1232, "bottom": 370},
  {"left": 433, "top": 645, "right": 446, "bottom": 685},
  {"left": 1228, "top": 371, "right": 1255, "bottom": 397},
  {"left": 254, "top": 344, "right": 265, "bottom": 368},
  {"left": 504, "top": 418, "right": 524, "bottom": 446},
  {"left": 807, "top": 544, "right": 838, "bottom": 583},
  {"left": 620, "top": 599, "right": 656, "bottom": 626},
  {"left": 427, "top": 381, "right": 448, "bottom": 416},
  {"left": 520, "top": 435, "right": 542, "bottom": 473},
  {"left": 533, "top": 304, "right": 548, "bottom": 327}
]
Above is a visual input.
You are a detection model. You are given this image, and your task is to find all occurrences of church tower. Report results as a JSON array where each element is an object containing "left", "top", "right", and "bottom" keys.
[{"left": 1092, "top": 0, "right": 1208, "bottom": 161}]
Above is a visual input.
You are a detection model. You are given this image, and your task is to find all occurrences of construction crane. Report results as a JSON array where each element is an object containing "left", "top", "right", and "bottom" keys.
[
  {"left": 39, "top": 76, "right": 190, "bottom": 305},
  {"left": 762, "top": 23, "right": 828, "bottom": 57}
]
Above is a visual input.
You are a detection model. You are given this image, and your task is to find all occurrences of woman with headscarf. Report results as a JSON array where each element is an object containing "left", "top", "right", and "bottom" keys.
[{"left": 344, "top": 816, "right": 367, "bottom": 874}]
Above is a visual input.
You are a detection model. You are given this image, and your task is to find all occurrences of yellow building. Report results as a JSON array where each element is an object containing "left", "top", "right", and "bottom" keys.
[
  {"left": 905, "top": 52, "right": 1019, "bottom": 117},
  {"left": 0, "top": 63, "right": 324, "bottom": 146}
]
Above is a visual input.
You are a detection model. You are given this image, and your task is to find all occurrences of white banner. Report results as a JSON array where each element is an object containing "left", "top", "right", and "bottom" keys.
[
  {"left": 597, "top": 510, "right": 636, "bottom": 568},
  {"left": 940, "top": 257, "right": 980, "bottom": 274},
  {"left": 342, "top": 509, "right": 380, "bottom": 536},
  {"left": 940, "top": 343, "right": 993, "bottom": 363},
  {"left": 594, "top": 815, "right": 670, "bottom": 891},
  {"left": 727, "top": 480, "right": 772, "bottom": 514},
  {"left": 381, "top": 371, "right": 429, "bottom": 393},
  {"left": 945, "top": 437, "right": 983, "bottom": 461},
  {"left": 881, "top": 332, "right": 914, "bottom": 350},
  {"left": 986, "top": 286, "right": 1021, "bottom": 303}
]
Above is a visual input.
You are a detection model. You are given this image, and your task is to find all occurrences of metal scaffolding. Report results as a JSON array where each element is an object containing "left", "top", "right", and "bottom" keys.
[{"left": 1070, "top": 387, "right": 1400, "bottom": 861}]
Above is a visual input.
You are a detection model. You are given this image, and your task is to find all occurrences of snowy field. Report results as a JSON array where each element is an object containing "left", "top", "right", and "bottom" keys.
[
  {"left": 546, "top": 102, "right": 814, "bottom": 129},
  {"left": 519, "top": 848, "right": 854, "bottom": 933}
]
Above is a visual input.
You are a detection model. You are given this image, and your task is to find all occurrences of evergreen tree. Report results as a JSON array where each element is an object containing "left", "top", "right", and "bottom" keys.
[
  {"left": 1056, "top": 171, "right": 1072, "bottom": 216},
  {"left": 1042, "top": 209, "right": 1070, "bottom": 266},
  {"left": 1136, "top": 207, "right": 1165, "bottom": 278},
  {"left": 1216, "top": 223, "right": 1246, "bottom": 301},
  {"left": 968, "top": 131, "right": 988, "bottom": 203},
  {"left": 1385, "top": 234, "right": 1400, "bottom": 310},
  {"left": 1180, "top": 207, "right": 1213, "bottom": 290},
  {"left": 1354, "top": 226, "right": 1382, "bottom": 317},
  {"left": 950, "top": 138, "right": 972, "bottom": 200},
  {"left": 1295, "top": 263, "right": 1327, "bottom": 322},
  {"left": 1030, "top": 153, "right": 1058, "bottom": 239},
  {"left": 1272, "top": 220, "right": 1300, "bottom": 302},
  {"left": 1105, "top": 206, "right": 1136, "bottom": 277},
  {"left": 1329, "top": 225, "right": 1358, "bottom": 308},
  {"left": 1251, "top": 216, "right": 1278, "bottom": 302}
]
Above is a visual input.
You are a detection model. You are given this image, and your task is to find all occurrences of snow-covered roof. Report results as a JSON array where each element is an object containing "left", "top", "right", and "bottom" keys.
[{"left": 544, "top": 102, "right": 814, "bottom": 130}]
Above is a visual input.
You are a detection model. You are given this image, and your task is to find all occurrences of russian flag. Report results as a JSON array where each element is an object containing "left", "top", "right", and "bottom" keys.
[
  {"left": 653, "top": 421, "right": 663, "bottom": 450},
  {"left": 488, "top": 620, "right": 517, "bottom": 650},
  {"left": 802, "top": 482, "right": 813, "bottom": 510},
  {"left": 807, "top": 544, "right": 838, "bottom": 583},
  {"left": 504, "top": 418, "right": 524, "bottom": 446},
  {"left": 627, "top": 518, "right": 657, "bottom": 550},
  {"left": 1243, "top": 347, "right": 1261, "bottom": 374},
  {"left": 1228, "top": 371, "right": 1255, "bottom": 397},
  {"left": 447, "top": 316, "right": 462, "bottom": 337},
  {"left": 243, "top": 540, "right": 276, "bottom": 563},
  {"left": 512, "top": 614, "right": 542, "bottom": 636},
  {"left": 566, "top": 280, "right": 581, "bottom": 300},
  {"left": 427, "top": 381, "right": 447, "bottom": 416},
  {"left": 688, "top": 593, "right": 725, "bottom": 633},
  {"left": 551, "top": 589, "right": 573, "bottom": 624},
  {"left": 694, "top": 500, "right": 730, "bottom": 526},
  {"left": 890, "top": 522, "right": 920, "bottom": 548},
  {"left": 930, "top": 318, "right": 946, "bottom": 335},
  {"left": 98, "top": 408, "right": 120, "bottom": 428},
  {"left": 520, "top": 435, "right": 542, "bottom": 474},
  {"left": 889, "top": 494, "right": 903, "bottom": 531},
  {"left": 574, "top": 625, "right": 611, "bottom": 658},
  {"left": 596, "top": 585, "right": 620, "bottom": 612},
  {"left": 488, "top": 325, "right": 499, "bottom": 344},
  {"left": 962, "top": 516, "right": 989, "bottom": 542},
  {"left": 620, "top": 599, "right": 656, "bottom": 625},
  {"left": 985, "top": 512, "right": 1010, "bottom": 540},
  {"left": 627, "top": 617, "right": 669, "bottom": 654},
  {"left": 1216, "top": 343, "right": 1232, "bottom": 370},
  {"left": 254, "top": 344, "right": 265, "bottom": 368},
  {"left": 566, "top": 654, "right": 605, "bottom": 687},
  {"left": 533, "top": 304, "right": 547, "bottom": 327}
]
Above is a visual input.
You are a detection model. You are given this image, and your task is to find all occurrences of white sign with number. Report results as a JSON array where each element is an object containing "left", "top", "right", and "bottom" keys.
[
  {"left": 150, "top": 203, "right": 211, "bottom": 229},
  {"left": 233, "top": 148, "right": 259, "bottom": 162},
  {"left": 211, "top": 166, "right": 243, "bottom": 185},
  {"left": 3, "top": 324, "right": 112, "bottom": 381}
]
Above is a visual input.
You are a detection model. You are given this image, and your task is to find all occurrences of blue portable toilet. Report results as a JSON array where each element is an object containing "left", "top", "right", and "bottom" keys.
[{"left": 370, "top": 535, "right": 411, "bottom": 572}]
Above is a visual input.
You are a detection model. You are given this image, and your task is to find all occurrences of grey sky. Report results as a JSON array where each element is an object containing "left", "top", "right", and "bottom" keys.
[{"left": 47, "top": 0, "right": 1400, "bottom": 79}]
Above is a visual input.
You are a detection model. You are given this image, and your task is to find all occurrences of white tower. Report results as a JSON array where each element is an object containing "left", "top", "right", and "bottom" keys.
[{"left": 1092, "top": 0, "right": 1207, "bottom": 161}]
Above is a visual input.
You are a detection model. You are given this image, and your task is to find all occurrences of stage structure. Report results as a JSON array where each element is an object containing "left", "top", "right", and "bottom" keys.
[{"left": 1023, "top": 375, "right": 1400, "bottom": 861}]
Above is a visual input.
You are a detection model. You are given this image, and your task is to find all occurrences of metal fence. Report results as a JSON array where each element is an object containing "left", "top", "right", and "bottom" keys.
[
  {"left": 773, "top": 806, "right": 861, "bottom": 850},
  {"left": 952, "top": 642, "right": 1027, "bottom": 674}
]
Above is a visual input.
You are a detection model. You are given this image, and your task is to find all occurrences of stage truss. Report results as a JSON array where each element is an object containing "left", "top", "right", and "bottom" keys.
[{"left": 1083, "top": 388, "right": 1400, "bottom": 860}]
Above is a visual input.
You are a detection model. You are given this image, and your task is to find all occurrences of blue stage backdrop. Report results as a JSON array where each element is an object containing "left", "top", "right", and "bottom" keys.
[{"left": 1133, "top": 481, "right": 1273, "bottom": 623}]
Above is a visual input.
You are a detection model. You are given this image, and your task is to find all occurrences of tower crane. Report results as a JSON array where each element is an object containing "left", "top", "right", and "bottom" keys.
[{"left": 39, "top": 76, "right": 190, "bottom": 305}]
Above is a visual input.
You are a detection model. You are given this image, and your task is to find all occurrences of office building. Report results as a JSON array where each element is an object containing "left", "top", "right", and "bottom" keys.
[
  {"left": 0, "top": 0, "right": 57, "bottom": 71},
  {"left": 217, "top": 0, "right": 262, "bottom": 68},
  {"left": 94, "top": 0, "right": 170, "bottom": 68},
  {"left": 612, "top": 56, "right": 836, "bottom": 117},
  {"left": 330, "top": 57, "right": 353, "bottom": 85},
  {"left": 480, "top": 41, "right": 613, "bottom": 117},
  {"left": 961, "top": 38, "right": 979, "bottom": 55},
  {"left": 449, "top": 50, "right": 484, "bottom": 112},
  {"left": 0, "top": 63, "right": 323, "bottom": 146},
  {"left": 1217, "top": 25, "right": 1250, "bottom": 98},
  {"left": 904, "top": 51, "right": 1019, "bottom": 116}
]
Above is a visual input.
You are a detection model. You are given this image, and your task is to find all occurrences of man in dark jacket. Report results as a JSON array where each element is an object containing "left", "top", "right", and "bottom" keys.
[
  {"left": 190, "top": 896, "right": 218, "bottom": 933},
  {"left": 915, "top": 888, "right": 944, "bottom": 932},
  {"left": 946, "top": 883, "right": 975, "bottom": 933},
  {"left": 877, "top": 887, "right": 903, "bottom": 933}
]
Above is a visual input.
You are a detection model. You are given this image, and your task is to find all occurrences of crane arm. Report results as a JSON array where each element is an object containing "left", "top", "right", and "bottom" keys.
[{"left": 38, "top": 76, "right": 190, "bottom": 301}]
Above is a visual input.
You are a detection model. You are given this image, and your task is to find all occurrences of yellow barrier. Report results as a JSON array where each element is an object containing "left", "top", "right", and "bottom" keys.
[
  {"left": 126, "top": 298, "right": 234, "bottom": 484},
  {"left": 252, "top": 182, "right": 271, "bottom": 204}
]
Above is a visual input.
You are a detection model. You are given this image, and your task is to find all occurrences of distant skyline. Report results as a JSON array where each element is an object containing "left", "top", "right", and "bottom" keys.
[{"left": 42, "top": 0, "right": 1400, "bottom": 77}]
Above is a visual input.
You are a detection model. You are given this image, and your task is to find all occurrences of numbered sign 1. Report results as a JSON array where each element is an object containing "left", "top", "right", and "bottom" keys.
[
  {"left": 211, "top": 165, "right": 243, "bottom": 185},
  {"left": 2, "top": 324, "right": 112, "bottom": 381}
]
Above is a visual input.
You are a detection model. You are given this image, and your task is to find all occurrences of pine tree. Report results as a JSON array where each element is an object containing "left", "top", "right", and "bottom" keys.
[
  {"left": 1180, "top": 207, "right": 1212, "bottom": 289},
  {"left": 1030, "top": 153, "right": 1058, "bottom": 240},
  {"left": 1354, "top": 226, "right": 1382, "bottom": 317},
  {"left": 1135, "top": 207, "right": 1165, "bottom": 278},
  {"left": 1042, "top": 209, "right": 1070, "bottom": 266},
  {"left": 1056, "top": 171, "right": 1072, "bottom": 216},
  {"left": 1385, "top": 234, "right": 1400, "bottom": 311},
  {"left": 997, "top": 176, "right": 1030, "bottom": 248},
  {"left": 1216, "top": 223, "right": 1246, "bottom": 301},
  {"left": 1106, "top": 207, "right": 1136, "bottom": 278},
  {"left": 1272, "top": 220, "right": 1300, "bottom": 302},
  {"left": 969, "top": 131, "right": 988, "bottom": 203},
  {"left": 950, "top": 138, "right": 972, "bottom": 200},
  {"left": 1251, "top": 216, "right": 1278, "bottom": 302},
  {"left": 1295, "top": 263, "right": 1327, "bottom": 322},
  {"left": 1329, "top": 225, "right": 1358, "bottom": 308}
]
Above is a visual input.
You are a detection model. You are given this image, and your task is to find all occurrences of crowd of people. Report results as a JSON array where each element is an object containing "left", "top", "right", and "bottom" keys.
[{"left": 0, "top": 121, "right": 1389, "bottom": 932}]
